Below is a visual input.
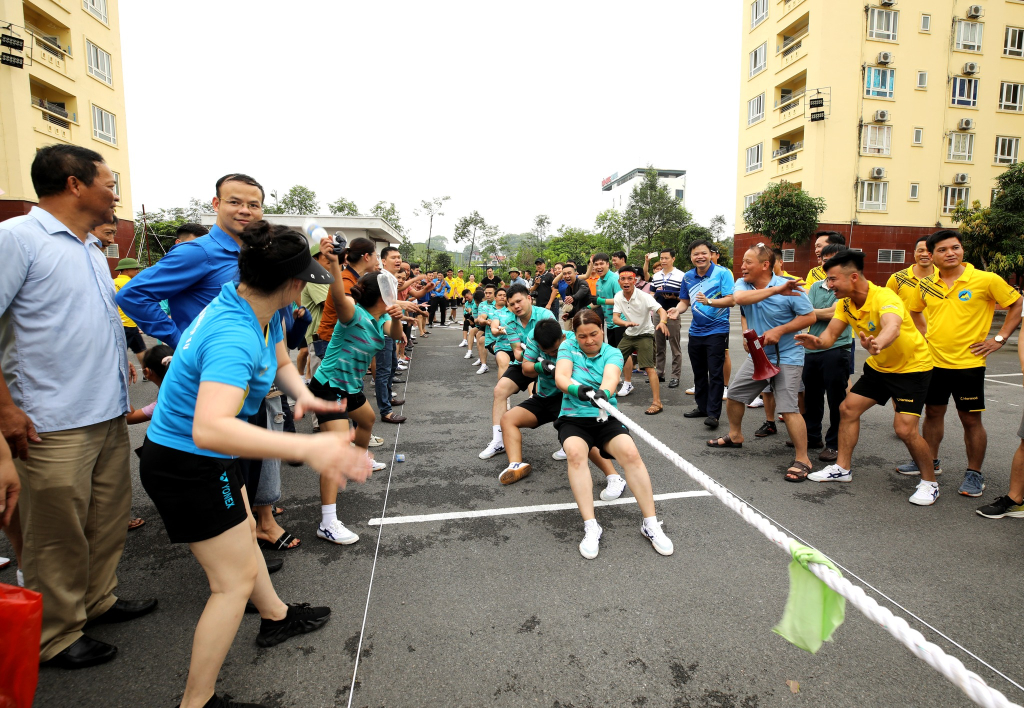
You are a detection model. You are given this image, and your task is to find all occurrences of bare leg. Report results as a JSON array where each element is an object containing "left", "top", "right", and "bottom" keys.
[
  {"left": 780, "top": 411, "right": 810, "bottom": 468},
  {"left": 564, "top": 437, "right": 596, "bottom": 521},
  {"left": 836, "top": 393, "right": 876, "bottom": 470},
  {"left": 320, "top": 418, "right": 351, "bottom": 507},
  {"left": 724, "top": 350, "right": 732, "bottom": 385},
  {"left": 959, "top": 410, "right": 987, "bottom": 471},
  {"left": 605, "top": 435, "right": 655, "bottom": 517},
  {"left": 477, "top": 333, "right": 488, "bottom": 364},
  {"left": 296, "top": 348, "right": 309, "bottom": 379},
  {"left": 644, "top": 367, "right": 662, "bottom": 406},
  {"left": 719, "top": 398, "right": 746, "bottom": 444},
  {"left": 1009, "top": 441, "right": 1024, "bottom": 503},
  {"left": 764, "top": 391, "right": 776, "bottom": 422},
  {"left": 491, "top": 379, "right": 519, "bottom": 426},
  {"left": 349, "top": 402, "right": 375, "bottom": 450},
  {"left": 254, "top": 504, "right": 287, "bottom": 547},
  {"left": 590, "top": 448, "right": 617, "bottom": 477},
  {"left": 894, "top": 413, "right": 937, "bottom": 482},
  {"left": 499, "top": 408, "right": 538, "bottom": 463},
  {"left": 922, "top": 404, "right": 946, "bottom": 461},
  {"left": 496, "top": 351, "right": 511, "bottom": 379}
]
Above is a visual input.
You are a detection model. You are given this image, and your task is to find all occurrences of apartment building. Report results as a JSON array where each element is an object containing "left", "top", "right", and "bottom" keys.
[
  {"left": 0, "top": 0, "right": 134, "bottom": 269},
  {"left": 734, "top": 0, "right": 1024, "bottom": 282},
  {"left": 603, "top": 168, "right": 687, "bottom": 211}
]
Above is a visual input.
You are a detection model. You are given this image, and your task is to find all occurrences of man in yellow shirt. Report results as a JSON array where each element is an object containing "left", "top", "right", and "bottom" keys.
[
  {"left": 885, "top": 235, "right": 934, "bottom": 310},
  {"left": 804, "top": 231, "right": 847, "bottom": 286},
  {"left": 903, "top": 230, "right": 1023, "bottom": 497},
  {"left": 796, "top": 250, "right": 940, "bottom": 505},
  {"left": 112, "top": 258, "right": 146, "bottom": 367},
  {"left": 449, "top": 269, "right": 465, "bottom": 323}
]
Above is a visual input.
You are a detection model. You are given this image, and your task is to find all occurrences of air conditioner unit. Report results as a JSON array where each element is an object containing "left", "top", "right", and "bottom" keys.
[
  {"left": 870, "top": 167, "right": 887, "bottom": 179},
  {"left": 958, "top": 118, "right": 975, "bottom": 131},
  {"left": 963, "top": 62, "right": 979, "bottom": 75},
  {"left": 880, "top": 0, "right": 896, "bottom": 5},
  {"left": 877, "top": 51, "right": 894, "bottom": 65},
  {"left": 874, "top": 109, "right": 891, "bottom": 122},
  {"left": 966, "top": 4, "right": 983, "bottom": 18},
  {"left": 954, "top": 173, "right": 969, "bottom": 185}
]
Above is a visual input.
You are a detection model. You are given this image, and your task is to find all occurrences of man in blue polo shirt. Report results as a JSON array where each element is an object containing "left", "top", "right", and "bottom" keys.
[{"left": 669, "top": 239, "right": 734, "bottom": 427}]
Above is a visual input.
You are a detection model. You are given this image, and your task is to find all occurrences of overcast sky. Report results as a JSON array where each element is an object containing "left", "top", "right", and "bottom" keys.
[{"left": 120, "top": 1, "right": 742, "bottom": 243}]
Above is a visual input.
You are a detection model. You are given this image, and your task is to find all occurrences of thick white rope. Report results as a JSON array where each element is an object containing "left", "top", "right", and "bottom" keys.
[{"left": 587, "top": 394, "right": 1020, "bottom": 708}]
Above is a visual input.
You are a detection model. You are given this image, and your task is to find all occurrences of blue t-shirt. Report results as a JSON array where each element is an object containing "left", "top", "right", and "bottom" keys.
[
  {"left": 734, "top": 274, "right": 814, "bottom": 366},
  {"left": 507, "top": 305, "right": 556, "bottom": 365},
  {"left": 556, "top": 338, "right": 624, "bottom": 418},
  {"left": 486, "top": 306, "right": 515, "bottom": 351},
  {"left": 679, "top": 264, "right": 735, "bottom": 337},
  {"left": 431, "top": 279, "right": 450, "bottom": 298},
  {"left": 147, "top": 282, "right": 284, "bottom": 458},
  {"left": 524, "top": 331, "right": 576, "bottom": 398}
]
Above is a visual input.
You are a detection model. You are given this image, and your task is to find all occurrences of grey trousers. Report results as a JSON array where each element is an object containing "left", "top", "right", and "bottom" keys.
[{"left": 655, "top": 316, "right": 682, "bottom": 379}]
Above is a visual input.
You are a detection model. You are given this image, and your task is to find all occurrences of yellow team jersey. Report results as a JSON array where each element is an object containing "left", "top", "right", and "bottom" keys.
[
  {"left": 906, "top": 263, "right": 1021, "bottom": 369},
  {"left": 805, "top": 265, "right": 826, "bottom": 286},
  {"left": 833, "top": 281, "right": 932, "bottom": 374},
  {"left": 465, "top": 281, "right": 480, "bottom": 294},
  {"left": 885, "top": 266, "right": 934, "bottom": 310},
  {"left": 451, "top": 277, "right": 465, "bottom": 297},
  {"left": 112, "top": 274, "right": 137, "bottom": 328}
]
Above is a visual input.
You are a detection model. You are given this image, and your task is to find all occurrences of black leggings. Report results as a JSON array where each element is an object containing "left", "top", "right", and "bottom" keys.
[{"left": 428, "top": 296, "right": 447, "bottom": 325}]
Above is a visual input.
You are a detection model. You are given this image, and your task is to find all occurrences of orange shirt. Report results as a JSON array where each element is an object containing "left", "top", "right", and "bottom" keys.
[
  {"left": 317, "top": 266, "right": 359, "bottom": 340},
  {"left": 586, "top": 276, "right": 599, "bottom": 296}
]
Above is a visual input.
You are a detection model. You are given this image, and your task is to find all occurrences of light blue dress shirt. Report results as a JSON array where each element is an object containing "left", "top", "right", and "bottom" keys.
[
  {"left": 0, "top": 207, "right": 130, "bottom": 433},
  {"left": 734, "top": 274, "right": 814, "bottom": 367}
]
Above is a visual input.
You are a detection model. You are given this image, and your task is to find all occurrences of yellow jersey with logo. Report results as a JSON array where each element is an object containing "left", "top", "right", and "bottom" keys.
[
  {"left": 885, "top": 266, "right": 933, "bottom": 312},
  {"left": 906, "top": 263, "right": 1020, "bottom": 369},
  {"left": 450, "top": 277, "right": 465, "bottom": 297},
  {"left": 112, "top": 274, "right": 137, "bottom": 328},
  {"left": 805, "top": 265, "right": 825, "bottom": 286},
  {"left": 833, "top": 281, "right": 932, "bottom": 374}
]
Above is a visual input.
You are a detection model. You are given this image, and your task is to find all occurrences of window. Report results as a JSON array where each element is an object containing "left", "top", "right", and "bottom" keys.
[
  {"left": 748, "top": 93, "right": 765, "bottom": 125},
  {"left": 951, "top": 76, "right": 979, "bottom": 107},
  {"left": 909, "top": 183, "right": 920, "bottom": 200},
  {"left": 859, "top": 181, "right": 889, "bottom": 211},
  {"left": 112, "top": 171, "right": 121, "bottom": 198},
  {"left": 675, "top": 189, "right": 685, "bottom": 200},
  {"left": 878, "top": 249, "right": 906, "bottom": 264},
  {"left": 943, "top": 186, "right": 970, "bottom": 214},
  {"left": 746, "top": 143, "right": 763, "bottom": 173},
  {"left": 83, "top": 0, "right": 107, "bottom": 23},
  {"left": 91, "top": 105, "right": 116, "bottom": 145},
  {"left": 1000, "top": 82, "right": 1024, "bottom": 111},
  {"left": 956, "top": 20, "right": 984, "bottom": 51},
  {"left": 917, "top": 71, "right": 928, "bottom": 89},
  {"left": 1006, "top": 26, "right": 1024, "bottom": 57},
  {"left": 751, "top": 0, "right": 768, "bottom": 29},
  {"left": 995, "top": 136, "right": 1020, "bottom": 164},
  {"left": 866, "top": 67, "right": 895, "bottom": 98},
  {"left": 920, "top": 14, "right": 931, "bottom": 32},
  {"left": 948, "top": 132, "right": 975, "bottom": 162},
  {"left": 913, "top": 127, "right": 924, "bottom": 145},
  {"left": 103, "top": 244, "right": 118, "bottom": 259},
  {"left": 868, "top": 9, "right": 899, "bottom": 41},
  {"left": 744, "top": 192, "right": 762, "bottom": 208},
  {"left": 862, "top": 124, "right": 892, "bottom": 155},
  {"left": 86, "top": 40, "right": 112, "bottom": 85},
  {"left": 781, "top": 249, "right": 795, "bottom": 263},
  {"left": 749, "top": 43, "right": 767, "bottom": 77}
]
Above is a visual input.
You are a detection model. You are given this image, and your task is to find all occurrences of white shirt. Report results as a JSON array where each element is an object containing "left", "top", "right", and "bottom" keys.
[{"left": 613, "top": 288, "right": 662, "bottom": 337}]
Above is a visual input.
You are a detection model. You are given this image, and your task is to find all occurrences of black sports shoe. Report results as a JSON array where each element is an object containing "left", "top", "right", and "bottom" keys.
[
  {"left": 754, "top": 421, "right": 777, "bottom": 437},
  {"left": 976, "top": 495, "right": 1024, "bottom": 519},
  {"left": 256, "top": 603, "right": 331, "bottom": 647},
  {"left": 201, "top": 693, "right": 267, "bottom": 708}
]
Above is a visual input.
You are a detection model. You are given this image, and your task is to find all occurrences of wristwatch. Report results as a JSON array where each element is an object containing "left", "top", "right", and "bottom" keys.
[{"left": 995, "top": 335, "right": 1006, "bottom": 344}]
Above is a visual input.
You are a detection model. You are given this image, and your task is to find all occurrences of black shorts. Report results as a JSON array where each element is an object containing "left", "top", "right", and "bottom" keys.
[
  {"left": 516, "top": 393, "right": 563, "bottom": 427},
  {"left": 501, "top": 363, "right": 534, "bottom": 392},
  {"left": 926, "top": 366, "right": 986, "bottom": 412},
  {"left": 606, "top": 327, "right": 625, "bottom": 348},
  {"left": 308, "top": 377, "right": 366, "bottom": 423},
  {"left": 486, "top": 343, "right": 496, "bottom": 356},
  {"left": 850, "top": 363, "right": 931, "bottom": 416},
  {"left": 554, "top": 416, "right": 631, "bottom": 460},
  {"left": 139, "top": 438, "right": 249, "bottom": 544},
  {"left": 124, "top": 326, "right": 145, "bottom": 354}
]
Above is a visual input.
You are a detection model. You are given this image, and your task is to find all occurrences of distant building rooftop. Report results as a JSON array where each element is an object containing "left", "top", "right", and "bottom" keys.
[{"left": 601, "top": 168, "right": 687, "bottom": 192}]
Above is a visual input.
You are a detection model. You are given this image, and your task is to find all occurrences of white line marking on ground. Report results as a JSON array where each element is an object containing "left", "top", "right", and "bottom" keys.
[
  {"left": 1010, "top": 403, "right": 1020, "bottom": 407},
  {"left": 369, "top": 490, "right": 712, "bottom": 526},
  {"left": 986, "top": 373, "right": 1024, "bottom": 377},
  {"left": 986, "top": 378, "right": 1024, "bottom": 388}
]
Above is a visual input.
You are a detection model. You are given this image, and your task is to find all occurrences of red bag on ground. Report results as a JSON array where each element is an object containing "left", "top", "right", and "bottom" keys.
[{"left": 0, "top": 583, "right": 42, "bottom": 708}]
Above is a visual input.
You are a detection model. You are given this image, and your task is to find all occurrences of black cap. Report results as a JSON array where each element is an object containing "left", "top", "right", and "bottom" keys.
[{"left": 278, "top": 247, "right": 334, "bottom": 284}]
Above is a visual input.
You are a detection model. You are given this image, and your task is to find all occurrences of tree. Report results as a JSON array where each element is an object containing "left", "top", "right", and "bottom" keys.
[
  {"left": 594, "top": 209, "right": 627, "bottom": 250},
  {"left": 398, "top": 235, "right": 415, "bottom": 263},
  {"left": 414, "top": 196, "right": 449, "bottom": 268},
  {"left": 262, "top": 190, "right": 284, "bottom": 214},
  {"left": 532, "top": 214, "right": 550, "bottom": 242},
  {"left": 742, "top": 181, "right": 826, "bottom": 247},
  {"left": 952, "top": 200, "right": 996, "bottom": 270},
  {"left": 278, "top": 185, "right": 319, "bottom": 215},
  {"left": 424, "top": 234, "right": 449, "bottom": 252},
  {"left": 328, "top": 197, "right": 359, "bottom": 215},
  {"left": 542, "top": 225, "right": 615, "bottom": 266},
  {"left": 987, "top": 162, "right": 1024, "bottom": 280},
  {"left": 371, "top": 201, "right": 404, "bottom": 234},
  {"left": 708, "top": 214, "right": 727, "bottom": 240},
  {"left": 435, "top": 252, "right": 453, "bottom": 272},
  {"left": 621, "top": 167, "right": 692, "bottom": 255},
  {"left": 453, "top": 210, "right": 486, "bottom": 267}
]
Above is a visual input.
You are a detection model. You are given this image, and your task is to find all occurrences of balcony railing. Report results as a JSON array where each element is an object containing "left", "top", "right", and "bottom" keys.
[
  {"left": 772, "top": 140, "right": 804, "bottom": 159},
  {"left": 31, "top": 96, "right": 70, "bottom": 119},
  {"left": 33, "top": 108, "right": 71, "bottom": 142},
  {"left": 775, "top": 89, "right": 805, "bottom": 110},
  {"left": 777, "top": 28, "right": 808, "bottom": 54}
]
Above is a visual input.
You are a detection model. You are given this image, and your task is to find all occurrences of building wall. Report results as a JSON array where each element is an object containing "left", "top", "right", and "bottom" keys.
[
  {"left": 0, "top": 0, "right": 133, "bottom": 273},
  {"left": 605, "top": 171, "right": 687, "bottom": 211}
]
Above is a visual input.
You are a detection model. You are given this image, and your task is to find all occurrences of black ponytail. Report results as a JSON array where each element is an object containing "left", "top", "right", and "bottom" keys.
[
  {"left": 344, "top": 237, "right": 376, "bottom": 266},
  {"left": 349, "top": 272, "right": 384, "bottom": 309},
  {"left": 142, "top": 344, "right": 174, "bottom": 381},
  {"left": 238, "top": 220, "right": 307, "bottom": 295}
]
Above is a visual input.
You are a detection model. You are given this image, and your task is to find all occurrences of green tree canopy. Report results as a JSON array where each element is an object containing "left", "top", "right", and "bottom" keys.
[
  {"left": 371, "top": 201, "right": 404, "bottom": 234},
  {"left": 453, "top": 211, "right": 487, "bottom": 267},
  {"left": 328, "top": 196, "right": 359, "bottom": 215},
  {"left": 953, "top": 164, "right": 1024, "bottom": 280},
  {"left": 278, "top": 185, "right": 319, "bottom": 215},
  {"left": 742, "top": 181, "right": 826, "bottom": 247},
  {"left": 621, "top": 167, "right": 692, "bottom": 255},
  {"left": 542, "top": 225, "right": 615, "bottom": 266}
]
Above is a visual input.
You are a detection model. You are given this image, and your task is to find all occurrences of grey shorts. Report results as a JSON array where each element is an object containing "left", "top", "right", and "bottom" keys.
[{"left": 727, "top": 358, "right": 803, "bottom": 414}]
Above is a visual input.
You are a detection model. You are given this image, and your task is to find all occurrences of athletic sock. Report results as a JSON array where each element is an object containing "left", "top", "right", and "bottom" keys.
[
  {"left": 584, "top": 518, "right": 601, "bottom": 532},
  {"left": 493, "top": 425, "right": 503, "bottom": 445},
  {"left": 642, "top": 515, "right": 659, "bottom": 530},
  {"left": 836, "top": 465, "right": 851, "bottom": 474},
  {"left": 606, "top": 473, "right": 624, "bottom": 484},
  {"left": 321, "top": 504, "right": 337, "bottom": 527}
]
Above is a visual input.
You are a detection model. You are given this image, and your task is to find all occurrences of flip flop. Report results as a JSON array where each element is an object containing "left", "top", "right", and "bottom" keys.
[
  {"left": 707, "top": 436, "right": 743, "bottom": 449},
  {"left": 257, "top": 530, "right": 301, "bottom": 551},
  {"left": 644, "top": 404, "right": 664, "bottom": 416},
  {"left": 784, "top": 460, "right": 812, "bottom": 483},
  {"left": 127, "top": 517, "right": 145, "bottom": 531}
]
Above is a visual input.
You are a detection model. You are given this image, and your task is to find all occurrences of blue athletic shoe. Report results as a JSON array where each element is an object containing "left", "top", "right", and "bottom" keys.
[
  {"left": 958, "top": 470, "right": 986, "bottom": 497},
  {"left": 895, "top": 459, "right": 941, "bottom": 476}
]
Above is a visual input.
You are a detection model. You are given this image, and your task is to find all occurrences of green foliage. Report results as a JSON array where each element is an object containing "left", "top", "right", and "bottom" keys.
[
  {"left": 953, "top": 169, "right": 1024, "bottom": 280},
  {"left": 453, "top": 210, "right": 487, "bottom": 267},
  {"left": 542, "top": 225, "right": 615, "bottom": 266},
  {"left": 951, "top": 199, "right": 995, "bottom": 269},
  {"left": 621, "top": 167, "right": 692, "bottom": 255},
  {"left": 742, "top": 181, "right": 826, "bottom": 247},
  {"left": 594, "top": 209, "right": 626, "bottom": 247},
  {"left": 277, "top": 185, "right": 319, "bottom": 215},
  {"left": 434, "top": 252, "right": 453, "bottom": 272},
  {"left": 328, "top": 196, "right": 359, "bottom": 216},
  {"left": 398, "top": 235, "right": 415, "bottom": 262},
  {"left": 371, "top": 201, "right": 404, "bottom": 234},
  {"left": 132, "top": 198, "right": 212, "bottom": 265},
  {"left": 533, "top": 214, "right": 550, "bottom": 241}
]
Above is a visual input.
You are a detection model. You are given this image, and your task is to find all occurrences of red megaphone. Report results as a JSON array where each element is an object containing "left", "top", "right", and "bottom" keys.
[{"left": 744, "top": 329, "right": 781, "bottom": 381}]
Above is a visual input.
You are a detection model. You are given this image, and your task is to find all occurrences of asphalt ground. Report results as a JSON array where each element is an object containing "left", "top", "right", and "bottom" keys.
[{"left": 8, "top": 310, "right": 1024, "bottom": 708}]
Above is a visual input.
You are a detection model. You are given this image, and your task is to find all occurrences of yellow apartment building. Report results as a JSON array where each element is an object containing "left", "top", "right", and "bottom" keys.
[
  {"left": 734, "top": 0, "right": 1024, "bottom": 282},
  {"left": 0, "top": 0, "right": 133, "bottom": 266}
]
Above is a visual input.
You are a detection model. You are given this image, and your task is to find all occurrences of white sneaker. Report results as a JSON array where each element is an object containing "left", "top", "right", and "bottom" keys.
[
  {"left": 600, "top": 474, "right": 627, "bottom": 501},
  {"left": 303, "top": 378, "right": 311, "bottom": 386},
  {"left": 368, "top": 435, "right": 384, "bottom": 448},
  {"left": 464, "top": 350, "right": 473, "bottom": 359},
  {"left": 317, "top": 519, "right": 359, "bottom": 545},
  {"left": 551, "top": 448, "right": 568, "bottom": 461},
  {"left": 617, "top": 382, "right": 634, "bottom": 397},
  {"left": 685, "top": 386, "right": 695, "bottom": 395},
  {"left": 747, "top": 397, "right": 764, "bottom": 408},
  {"left": 479, "top": 440, "right": 505, "bottom": 459},
  {"left": 722, "top": 386, "right": 729, "bottom": 401},
  {"left": 641, "top": 520, "right": 674, "bottom": 556},
  {"left": 472, "top": 358, "right": 481, "bottom": 366},
  {"left": 459, "top": 340, "right": 468, "bottom": 348},
  {"left": 808, "top": 464, "right": 853, "bottom": 483},
  {"left": 909, "top": 480, "right": 940, "bottom": 506},
  {"left": 397, "top": 363, "right": 408, "bottom": 371},
  {"left": 476, "top": 364, "right": 489, "bottom": 375},
  {"left": 371, "top": 460, "right": 387, "bottom": 472},
  {"left": 498, "top": 462, "right": 532, "bottom": 485},
  {"left": 17, "top": 568, "right": 24, "bottom": 587},
  {"left": 579, "top": 523, "right": 602, "bottom": 559}
]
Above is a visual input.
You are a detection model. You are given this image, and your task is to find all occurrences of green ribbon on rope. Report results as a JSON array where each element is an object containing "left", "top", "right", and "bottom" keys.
[{"left": 772, "top": 543, "right": 846, "bottom": 653}]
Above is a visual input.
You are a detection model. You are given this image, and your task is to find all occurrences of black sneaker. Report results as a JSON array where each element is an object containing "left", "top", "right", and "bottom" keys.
[
  {"left": 256, "top": 603, "right": 331, "bottom": 648},
  {"left": 976, "top": 496, "right": 1024, "bottom": 519},
  {"left": 754, "top": 421, "right": 777, "bottom": 437},
  {"left": 201, "top": 694, "right": 266, "bottom": 708}
]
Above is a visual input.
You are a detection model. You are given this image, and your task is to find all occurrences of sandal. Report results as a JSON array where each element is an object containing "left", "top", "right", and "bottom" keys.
[
  {"left": 644, "top": 403, "right": 664, "bottom": 416},
  {"left": 784, "top": 460, "right": 812, "bottom": 483},
  {"left": 257, "top": 530, "right": 301, "bottom": 551},
  {"left": 707, "top": 436, "right": 743, "bottom": 449},
  {"left": 127, "top": 517, "right": 145, "bottom": 531},
  {"left": 272, "top": 506, "right": 284, "bottom": 517}
]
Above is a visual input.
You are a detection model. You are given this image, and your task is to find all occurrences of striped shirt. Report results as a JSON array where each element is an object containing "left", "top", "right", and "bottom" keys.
[{"left": 650, "top": 266, "right": 685, "bottom": 308}]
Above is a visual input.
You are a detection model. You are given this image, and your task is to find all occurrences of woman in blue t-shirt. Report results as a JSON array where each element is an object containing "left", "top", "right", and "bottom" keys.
[
  {"left": 553, "top": 309, "right": 674, "bottom": 561},
  {"left": 140, "top": 221, "right": 372, "bottom": 708}
]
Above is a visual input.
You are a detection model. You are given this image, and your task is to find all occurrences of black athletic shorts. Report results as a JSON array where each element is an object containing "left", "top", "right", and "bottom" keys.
[
  {"left": 606, "top": 327, "right": 625, "bottom": 348},
  {"left": 501, "top": 363, "right": 534, "bottom": 392},
  {"left": 516, "top": 393, "right": 563, "bottom": 427},
  {"left": 308, "top": 377, "right": 366, "bottom": 423},
  {"left": 554, "top": 416, "right": 630, "bottom": 460},
  {"left": 486, "top": 343, "right": 496, "bottom": 356},
  {"left": 850, "top": 363, "right": 931, "bottom": 416},
  {"left": 124, "top": 326, "right": 145, "bottom": 354},
  {"left": 926, "top": 366, "right": 986, "bottom": 412},
  {"left": 139, "top": 438, "right": 249, "bottom": 544}
]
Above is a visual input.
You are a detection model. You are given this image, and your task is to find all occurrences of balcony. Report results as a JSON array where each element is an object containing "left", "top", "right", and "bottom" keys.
[
  {"left": 772, "top": 141, "right": 803, "bottom": 159},
  {"left": 26, "top": 31, "right": 71, "bottom": 76},
  {"left": 777, "top": 152, "right": 801, "bottom": 175},
  {"left": 780, "top": 0, "right": 807, "bottom": 20},
  {"left": 33, "top": 107, "right": 72, "bottom": 142}
]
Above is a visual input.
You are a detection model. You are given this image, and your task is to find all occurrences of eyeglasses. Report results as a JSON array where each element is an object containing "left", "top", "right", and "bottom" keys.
[{"left": 222, "top": 199, "right": 263, "bottom": 211}]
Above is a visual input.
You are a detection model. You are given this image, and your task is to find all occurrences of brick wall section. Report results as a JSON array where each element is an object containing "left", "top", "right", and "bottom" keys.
[{"left": 733, "top": 223, "right": 938, "bottom": 284}]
